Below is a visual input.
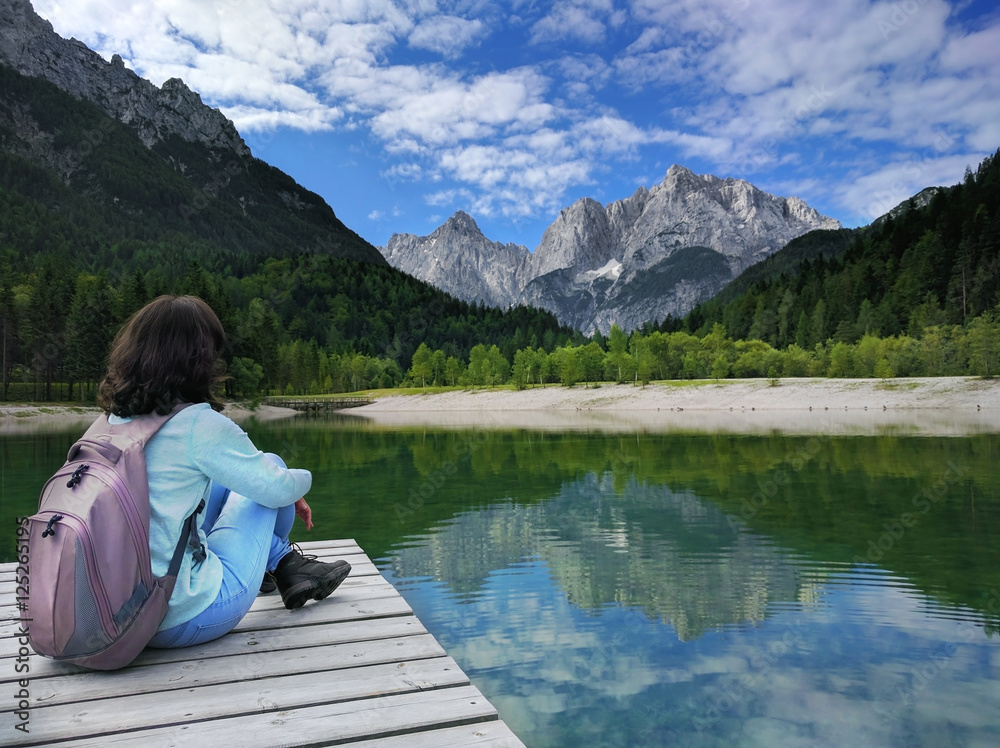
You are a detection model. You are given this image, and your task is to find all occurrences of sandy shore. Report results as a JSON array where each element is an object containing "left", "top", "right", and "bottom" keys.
[
  {"left": 349, "top": 377, "right": 1000, "bottom": 435},
  {"left": 3, "top": 378, "right": 997, "bottom": 435},
  {"left": 0, "top": 402, "right": 298, "bottom": 435}
]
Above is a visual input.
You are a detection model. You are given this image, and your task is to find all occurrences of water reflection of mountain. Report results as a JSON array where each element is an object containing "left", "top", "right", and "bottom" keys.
[
  {"left": 386, "top": 473, "right": 823, "bottom": 640},
  {"left": 358, "top": 427, "right": 1000, "bottom": 629}
]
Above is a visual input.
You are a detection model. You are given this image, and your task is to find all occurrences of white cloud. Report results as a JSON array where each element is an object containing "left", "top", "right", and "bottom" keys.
[
  {"left": 530, "top": 0, "right": 616, "bottom": 44},
  {"left": 221, "top": 105, "right": 339, "bottom": 132},
  {"left": 409, "top": 15, "right": 485, "bottom": 57},
  {"left": 836, "top": 152, "right": 986, "bottom": 223},
  {"left": 30, "top": 0, "right": 1000, "bottom": 232},
  {"left": 619, "top": 0, "right": 1000, "bottom": 217}
]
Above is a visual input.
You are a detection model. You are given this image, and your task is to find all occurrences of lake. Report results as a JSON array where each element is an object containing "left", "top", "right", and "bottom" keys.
[{"left": 3, "top": 413, "right": 1000, "bottom": 746}]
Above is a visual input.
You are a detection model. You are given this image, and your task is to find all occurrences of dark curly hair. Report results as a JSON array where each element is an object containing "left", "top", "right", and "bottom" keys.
[{"left": 98, "top": 295, "right": 227, "bottom": 417}]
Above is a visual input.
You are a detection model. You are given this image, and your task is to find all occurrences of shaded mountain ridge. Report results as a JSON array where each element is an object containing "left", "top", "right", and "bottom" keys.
[{"left": 0, "top": 0, "right": 384, "bottom": 268}]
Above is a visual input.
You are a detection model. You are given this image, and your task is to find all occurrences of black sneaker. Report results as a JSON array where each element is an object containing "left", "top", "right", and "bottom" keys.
[
  {"left": 259, "top": 572, "right": 276, "bottom": 594},
  {"left": 272, "top": 547, "right": 351, "bottom": 610}
]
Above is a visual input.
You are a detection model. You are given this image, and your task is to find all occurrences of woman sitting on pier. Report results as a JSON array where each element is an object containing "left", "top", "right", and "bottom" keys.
[{"left": 98, "top": 295, "right": 351, "bottom": 648}]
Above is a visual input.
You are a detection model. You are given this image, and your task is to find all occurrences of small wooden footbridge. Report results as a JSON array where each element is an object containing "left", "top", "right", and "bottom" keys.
[
  {"left": 0, "top": 539, "right": 524, "bottom": 747},
  {"left": 264, "top": 397, "right": 374, "bottom": 414}
]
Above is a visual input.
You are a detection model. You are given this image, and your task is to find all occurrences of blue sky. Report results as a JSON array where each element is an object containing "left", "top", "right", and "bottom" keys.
[{"left": 35, "top": 0, "right": 1000, "bottom": 249}]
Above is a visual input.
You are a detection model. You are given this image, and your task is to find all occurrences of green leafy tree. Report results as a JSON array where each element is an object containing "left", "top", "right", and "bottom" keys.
[
  {"left": 607, "top": 324, "right": 629, "bottom": 382},
  {"left": 711, "top": 353, "right": 730, "bottom": 380},
  {"left": 430, "top": 349, "right": 447, "bottom": 386},
  {"left": 579, "top": 342, "right": 605, "bottom": 386},
  {"left": 485, "top": 345, "right": 509, "bottom": 386},
  {"left": 468, "top": 344, "right": 488, "bottom": 387},
  {"left": 445, "top": 356, "right": 463, "bottom": 386},
  {"left": 874, "top": 357, "right": 895, "bottom": 379},
  {"left": 560, "top": 347, "right": 580, "bottom": 387},
  {"left": 409, "top": 342, "right": 433, "bottom": 387},
  {"left": 855, "top": 334, "right": 883, "bottom": 377},
  {"left": 630, "top": 332, "right": 655, "bottom": 385},
  {"left": 512, "top": 348, "right": 532, "bottom": 390},
  {"left": 827, "top": 341, "right": 856, "bottom": 377},
  {"left": 967, "top": 312, "right": 1000, "bottom": 377},
  {"left": 229, "top": 357, "right": 264, "bottom": 397}
]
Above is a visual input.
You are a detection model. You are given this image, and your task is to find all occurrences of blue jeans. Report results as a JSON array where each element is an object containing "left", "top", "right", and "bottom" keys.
[{"left": 147, "top": 453, "right": 294, "bottom": 648}]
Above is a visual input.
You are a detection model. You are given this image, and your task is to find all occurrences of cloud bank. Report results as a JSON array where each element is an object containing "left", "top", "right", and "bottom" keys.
[{"left": 34, "top": 0, "right": 1000, "bottom": 227}]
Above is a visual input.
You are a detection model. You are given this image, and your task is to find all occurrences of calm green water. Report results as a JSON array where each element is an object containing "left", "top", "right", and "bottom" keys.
[{"left": 3, "top": 415, "right": 1000, "bottom": 746}]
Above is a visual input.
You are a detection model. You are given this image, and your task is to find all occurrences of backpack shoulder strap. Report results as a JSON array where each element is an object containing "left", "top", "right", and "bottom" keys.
[
  {"left": 167, "top": 498, "right": 206, "bottom": 580},
  {"left": 86, "top": 403, "right": 194, "bottom": 445},
  {"left": 80, "top": 403, "right": 204, "bottom": 583}
]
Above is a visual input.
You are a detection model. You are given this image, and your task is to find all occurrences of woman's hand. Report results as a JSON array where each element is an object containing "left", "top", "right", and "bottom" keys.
[{"left": 294, "top": 498, "right": 314, "bottom": 530}]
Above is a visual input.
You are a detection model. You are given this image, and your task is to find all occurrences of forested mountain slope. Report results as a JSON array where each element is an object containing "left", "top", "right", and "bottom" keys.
[
  {"left": 685, "top": 151, "right": 1000, "bottom": 347},
  {"left": 0, "top": 62, "right": 575, "bottom": 399}
]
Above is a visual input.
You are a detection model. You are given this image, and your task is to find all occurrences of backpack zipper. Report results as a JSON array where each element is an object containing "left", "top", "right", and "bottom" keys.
[{"left": 83, "top": 462, "right": 152, "bottom": 584}]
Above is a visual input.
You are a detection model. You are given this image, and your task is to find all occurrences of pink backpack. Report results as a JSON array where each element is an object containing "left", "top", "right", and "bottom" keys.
[{"left": 21, "top": 404, "right": 203, "bottom": 670}]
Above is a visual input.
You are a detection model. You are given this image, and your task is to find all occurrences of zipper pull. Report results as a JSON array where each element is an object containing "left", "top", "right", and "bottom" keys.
[
  {"left": 66, "top": 464, "right": 90, "bottom": 488},
  {"left": 42, "top": 514, "right": 65, "bottom": 538}
]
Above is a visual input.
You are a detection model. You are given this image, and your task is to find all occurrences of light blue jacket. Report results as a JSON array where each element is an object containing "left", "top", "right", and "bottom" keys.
[{"left": 110, "top": 404, "right": 312, "bottom": 629}]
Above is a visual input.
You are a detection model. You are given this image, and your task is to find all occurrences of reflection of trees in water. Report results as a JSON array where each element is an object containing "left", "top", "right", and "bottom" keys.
[{"left": 386, "top": 474, "right": 822, "bottom": 640}]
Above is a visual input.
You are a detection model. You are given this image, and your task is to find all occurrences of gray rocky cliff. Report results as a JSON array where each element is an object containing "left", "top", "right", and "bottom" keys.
[
  {"left": 382, "top": 212, "right": 531, "bottom": 308},
  {"left": 530, "top": 197, "right": 617, "bottom": 278},
  {"left": 0, "top": 0, "right": 249, "bottom": 157}
]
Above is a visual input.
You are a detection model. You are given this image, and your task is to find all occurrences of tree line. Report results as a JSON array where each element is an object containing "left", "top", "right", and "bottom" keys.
[
  {"left": 403, "top": 317, "right": 1000, "bottom": 390},
  {"left": 0, "top": 254, "right": 580, "bottom": 402}
]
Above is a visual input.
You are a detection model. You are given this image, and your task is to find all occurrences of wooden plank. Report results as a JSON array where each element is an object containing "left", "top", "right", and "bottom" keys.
[
  {"left": 1, "top": 591, "right": 411, "bottom": 645},
  {"left": 10, "top": 632, "right": 448, "bottom": 707},
  {"left": 0, "top": 657, "right": 470, "bottom": 745},
  {"left": 232, "top": 587, "right": 411, "bottom": 633},
  {"left": 0, "top": 558, "right": 383, "bottom": 624},
  {"left": 0, "top": 559, "right": 382, "bottom": 604},
  {"left": 1, "top": 613, "right": 428, "bottom": 685},
  {"left": 0, "top": 549, "right": 378, "bottom": 600},
  {"left": 1, "top": 573, "right": 397, "bottom": 649},
  {"left": 0, "top": 597, "right": 422, "bottom": 681},
  {"left": 344, "top": 722, "right": 526, "bottom": 747},
  {"left": 5, "top": 618, "right": 444, "bottom": 706},
  {"left": 44, "top": 685, "right": 498, "bottom": 748}
]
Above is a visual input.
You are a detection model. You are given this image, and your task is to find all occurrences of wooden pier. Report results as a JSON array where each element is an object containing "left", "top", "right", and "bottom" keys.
[
  {"left": 0, "top": 539, "right": 524, "bottom": 747},
  {"left": 266, "top": 397, "right": 374, "bottom": 414}
]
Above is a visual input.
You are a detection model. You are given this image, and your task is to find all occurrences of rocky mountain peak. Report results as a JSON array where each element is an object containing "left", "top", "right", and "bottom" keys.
[
  {"left": 664, "top": 163, "right": 696, "bottom": 181},
  {"left": 441, "top": 210, "right": 484, "bottom": 236},
  {"left": 0, "top": 0, "right": 250, "bottom": 157},
  {"left": 382, "top": 167, "right": 841, "bottom": 334},
  {"left": 382, "top": 215, "right": 530, "bottom": 308}
]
